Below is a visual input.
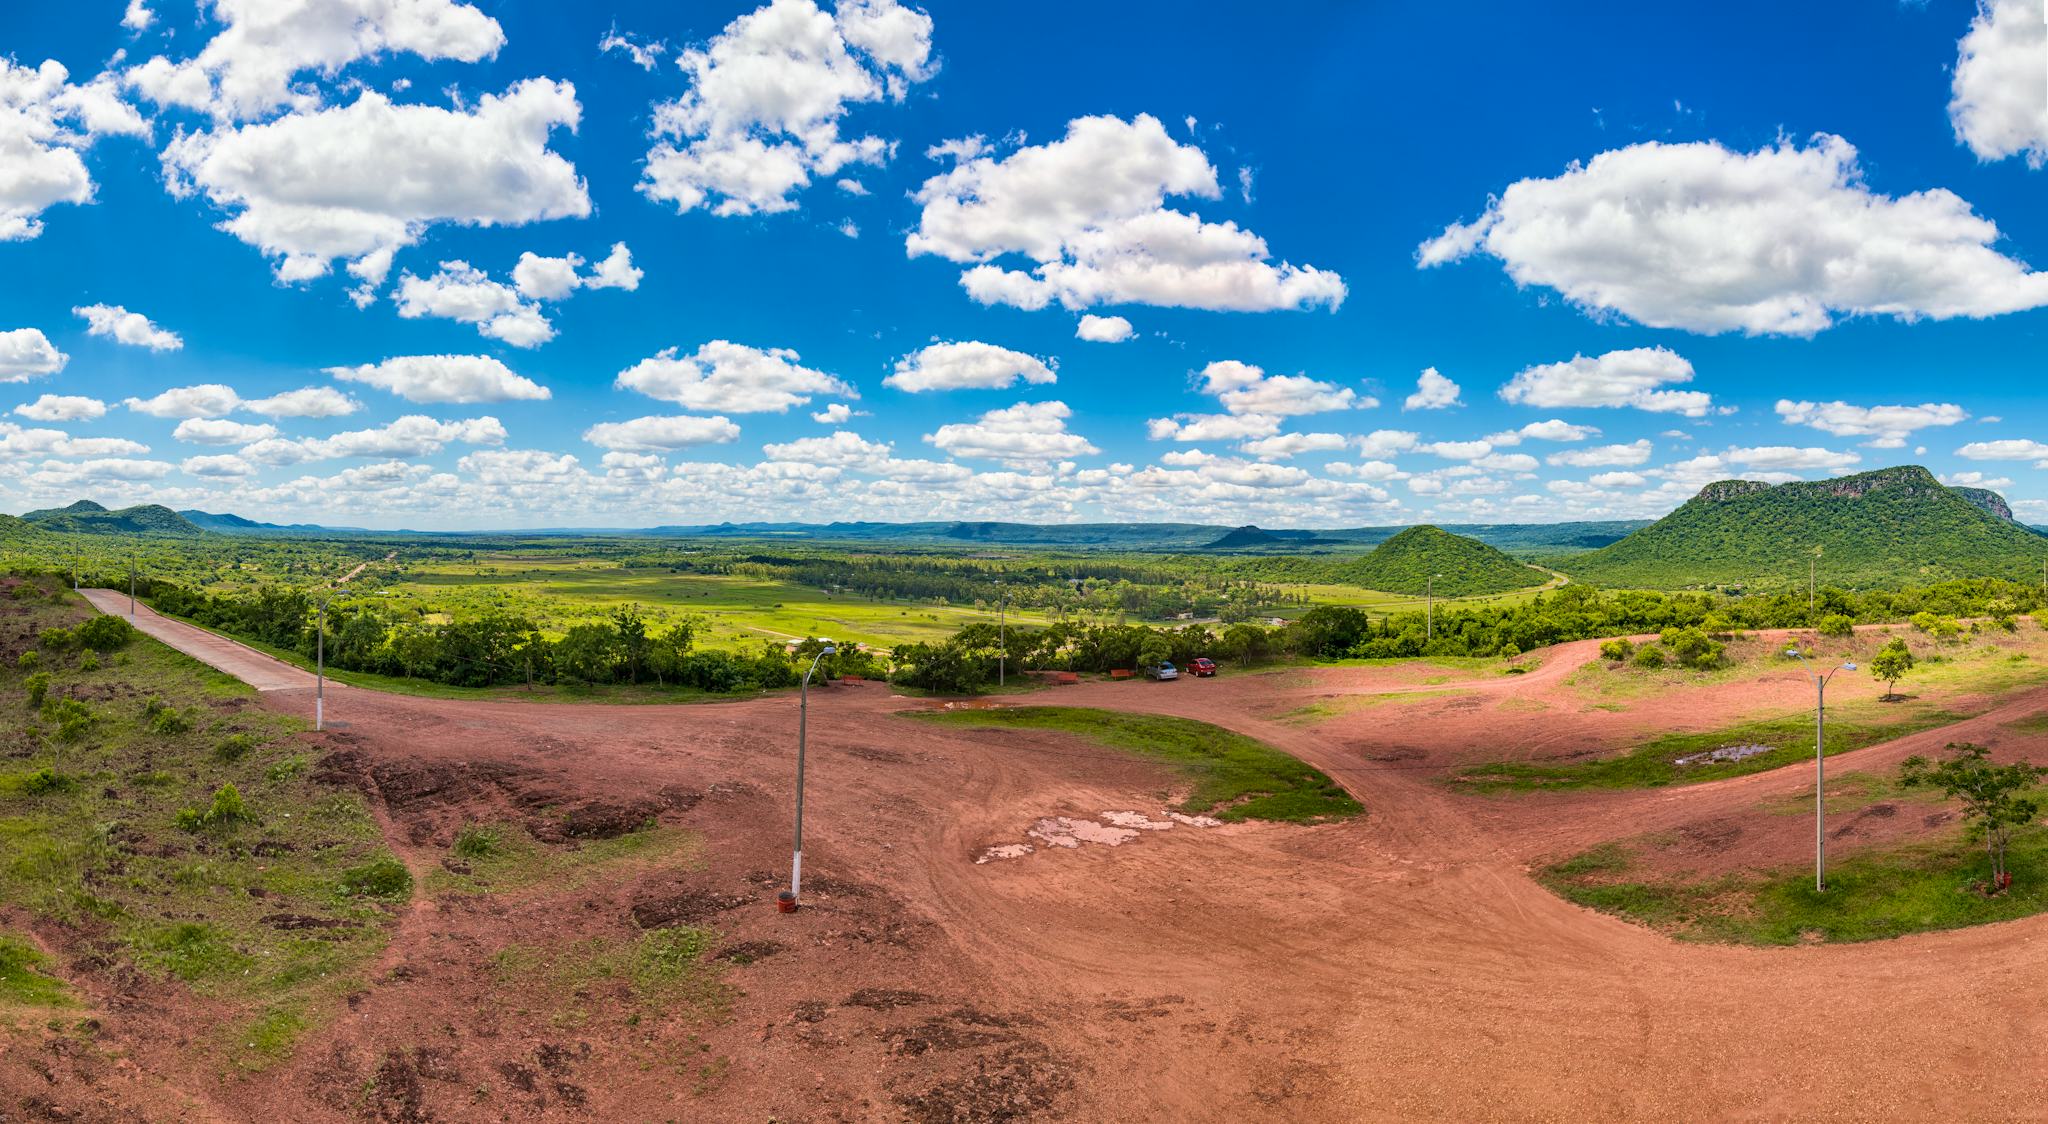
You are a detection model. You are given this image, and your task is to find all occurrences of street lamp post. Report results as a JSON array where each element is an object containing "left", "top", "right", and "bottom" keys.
[
  {"left": 128, "top": 558, "right": 136, "bottom": 621},
  {"left": 1426, "top": 573, "right": 1442, "bottom": 642},
  {"left": 785, "top": 643, "right": 836, "bottom": 911},
  {"left": 1787, "top": 648, "right": 1857, "bottom": 892},
  {"left": 315, "top": 591, "right": 332, "bottom": 732},
  {"left": 997, "top": 580, "right": 1006, "bottom": 688}
]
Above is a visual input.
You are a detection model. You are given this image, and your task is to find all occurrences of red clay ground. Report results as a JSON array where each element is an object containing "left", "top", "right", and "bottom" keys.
[{"left": 12, "top": 604, "right": 2048, "bottom": 1120}]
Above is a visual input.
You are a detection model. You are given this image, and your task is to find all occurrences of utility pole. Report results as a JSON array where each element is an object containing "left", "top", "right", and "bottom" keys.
[
  {"left": 1809, "top": 556, "right": 1815, "bottom": 617},
  {"left": 128, "top": 558, "right": 136, "bottom": 620},
  {"left": 315, "top": 592, "right": 330, "bottom": 731},
  {"left": 1787, "top": 649, "right": 1856, "bottom": 892},
  {"left": 997, "top": 580, "right": 1006, "bottom": 688},
  {"left": 783, "top": 643, "right": 837, "bottom": 912},
  {"left": 1426, "top": 573, "right": 1441, "bottom": 642}
]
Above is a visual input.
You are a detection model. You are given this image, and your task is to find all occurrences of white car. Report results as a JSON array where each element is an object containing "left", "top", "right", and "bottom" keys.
[{"left": 1148, "top": 662, "right": 1180, "bottom": 681}]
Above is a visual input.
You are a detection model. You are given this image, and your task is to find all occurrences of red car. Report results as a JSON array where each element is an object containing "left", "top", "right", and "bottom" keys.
[{"left": 1190, "top": 658, "right": 1217, "bottom": 677}]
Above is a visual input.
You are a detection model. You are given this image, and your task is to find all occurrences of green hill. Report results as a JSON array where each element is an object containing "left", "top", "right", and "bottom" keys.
[
  {"left": 22, "top": 503, "right": 206, "bottom": 537},
  {"left": 1335, "top": 525, "right": 1550, "bottom": 596},
  {"left": 1564, "top": 466, "right": 2048, "bottom": 590}
]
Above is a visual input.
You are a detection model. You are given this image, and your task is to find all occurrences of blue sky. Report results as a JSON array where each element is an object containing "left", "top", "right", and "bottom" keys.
[{"left": 0, "top": 0, "right": 2044, "bottom": 529}]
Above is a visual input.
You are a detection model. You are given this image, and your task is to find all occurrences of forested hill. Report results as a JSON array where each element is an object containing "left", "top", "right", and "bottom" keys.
[
  {"left": 1333, "top": 526, "right": 1550, "bottom": 596},
  {"left": 1562, "top": 466, "right": 2048, "bottom": 590},
  {"left": 20, "top": 503, "right": 204, "bottom": 537}
]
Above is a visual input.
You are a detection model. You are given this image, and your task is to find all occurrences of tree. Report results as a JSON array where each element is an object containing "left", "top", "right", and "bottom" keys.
[
  {"left": 1869, "top": 637, "right": 1915, "bottom": 701},
  {"left": 1900, "top": 743, "right": 2047, "bottom": 891},
  {"left": 1816, "top": 613, "right": 1854, "bottom": 638}
]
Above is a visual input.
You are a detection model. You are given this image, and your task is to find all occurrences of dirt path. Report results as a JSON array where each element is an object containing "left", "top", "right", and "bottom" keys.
[
  {"left": 54, "top": 597, "right": 2048, "bottom": 1120},
  {"left": 78, "top": 588, "right": 318, "bottom": 692}
]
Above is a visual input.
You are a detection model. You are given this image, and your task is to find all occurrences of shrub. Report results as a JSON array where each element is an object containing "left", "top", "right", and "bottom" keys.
[
  {"left": 46, "top": 699, "right": 95, "bottom": 742},
  {"left": 1658, "top": 627, "right": 1726, "bottom": 670},
  {"left": 264, "top": 755, "right": 306, "bottom": 783},
  {"left": 452, "top": 825, "right": 500, "bottom": 859},
  {"left": 147, "top": 707, "right": 192, "bottom": 736},
  {"left": 1631, "top": 644, "right": 1667, "bottom": 670},
  {"left": 20, "top": 768, "right": 72, "bottom": 796},
  {"left": 15, "top": 650, "right": 38, "bottom": 672},
  {"left": 74, "top": 615, "right": 135, "bottom": 653},
  {"left": 36, "top": 627, "right": 74, "bottom": 651},
  {"left": 1816, "top": 614, "right": 1855, "bottom": 638},
  {"left": 1598, "top": 638, "right": 1635, "bottom": 662},
  {"left": 177, "top": 783, "right": 250, "bottom": 831},
  {"left": 78, "top": 652, "right": 99, "bottom": 672},
  {"left": 214, "top": 733, "right": 258, "bottom": 762},
  {"left": 24, "top": 672, "right": 50, "bottom": 710},
  {"left": 338, "top": 856, "right": 413, "bottom": 901}
]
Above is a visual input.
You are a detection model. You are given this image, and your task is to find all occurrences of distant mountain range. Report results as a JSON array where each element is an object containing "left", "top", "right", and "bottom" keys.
[{"left": 1565, "top": 466, "right": 2048, "bottom": 589}]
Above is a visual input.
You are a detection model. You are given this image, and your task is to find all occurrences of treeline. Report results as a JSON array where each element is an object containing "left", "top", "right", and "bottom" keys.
[
  {"left": 890, "top": 578, "right": 2048, "bottom": 691},
  {"left": 142, "top": 582, "right": 879, "bottom": 692}
]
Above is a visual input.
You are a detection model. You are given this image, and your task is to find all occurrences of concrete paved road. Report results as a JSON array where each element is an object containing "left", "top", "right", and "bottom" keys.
[{"left": 77, "top": 588, "right": 320, "bottom": 693}]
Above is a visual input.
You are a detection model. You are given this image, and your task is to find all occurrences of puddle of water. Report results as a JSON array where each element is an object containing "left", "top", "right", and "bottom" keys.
[
  {"left": 1029, "top": 816, "right": 1140, "bottom": 848},
  {"left": 1167, "top": 812, "right": 1223, "bottom": 828}
]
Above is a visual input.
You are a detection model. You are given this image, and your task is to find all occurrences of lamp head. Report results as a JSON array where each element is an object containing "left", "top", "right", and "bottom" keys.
[
  {"left": 820, "top": 644, "right": 837, "bottom": 657},
  {"left": 1785, "top": 647, "right": 1801, "bottom": 658},
  {"left": 1843, "top": 662, "right": 1857, "bottom": 671}
]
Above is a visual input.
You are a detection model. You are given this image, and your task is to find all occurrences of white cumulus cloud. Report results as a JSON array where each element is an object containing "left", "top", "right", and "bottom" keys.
[
  {"left": 1774, "top": 400, "right": 1969, "bottom": 449},
  {"left": 885, "top": 341, "right": 1056, "bottom": 392},
  {"left": 924, "top": 400, "right": 1098, "bottom": 466},
  {"left": 908, "top": 113, "right": 1345, "bottom": 312},
  {"left": 15, "top": 395, "right": 105, "bottom": 422},
  {"left": 123, "top": 383, "right": 242, "bottom": 418},
  {"left": 245, "top": 386, "right": 360, "bottom": 417},
  {"left": 1420, "top": 135, "right": 2048, "bottom": 335},
  {"left": 328, "top": 355, "right": 550, "bottom": 404},
  {"left": 1500, "top": 347, "right": 1712, "bottom": 416},
  {"left": 1547, "top": 440, "right": 1654, "bottom": 468},
  {"left": 0, "top": 59, "right": 150, "bottom": 241},
  {"left": 74, "top": 303, "right": 183, "bottom": 350},
  {"left": 639, "top": 0, "right": 934, "bottom": 217},
  {"left": 1402, "top": 367, "right": 1461, "bottom": 410},
  {"left": 616, "top": 341, "right": 853, "bottom": 413},
  {"left": 1075, "top": 314, "right": 1133, "bottom": 343},
  {"left": 173, "top": 418, "right": 278, "bottom": 445},
  {"left": 1951, "top": 0, "right": 2047, "bottom": 167},
  {"left": 582, "top": 415, "right": 741, "bottom": 452},
  {"left": 0, "top": 328, "right": 69, "bottom": 383}
]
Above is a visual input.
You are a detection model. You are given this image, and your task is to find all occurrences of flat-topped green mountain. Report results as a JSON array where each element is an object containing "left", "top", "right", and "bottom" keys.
[
  {"left": 1563, "top": 466, "right": 2048, "bottom": 590},
  {"left": 1334, "top": 525, "right": 1550, "bottom": 597}
]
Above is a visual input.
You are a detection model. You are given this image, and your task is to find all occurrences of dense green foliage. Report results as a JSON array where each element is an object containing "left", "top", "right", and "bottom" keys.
[
  {"left": 1900, "top": 743, "right": 2048, "bottom": 888},
  {"left": 1563, "top": 466, "right": 2048, "bottom": 590},
  {"left": 22, "top": 501, "right": 205, "bottom": 537},
  {"left": 910, "top": 707, "right": 1360, "bottom": 822},
  {"left": 1330, "top": 525, "right": 1550, "bottom": 596}
]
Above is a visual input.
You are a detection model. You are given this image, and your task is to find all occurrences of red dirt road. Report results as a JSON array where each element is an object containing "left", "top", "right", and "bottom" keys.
[{"left": 30, "top": 607, "right": 2048, "bottom": 1120}]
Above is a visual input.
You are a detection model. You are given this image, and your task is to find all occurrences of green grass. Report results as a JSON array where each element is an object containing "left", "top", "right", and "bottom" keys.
[
  {"left": 910, "top": 706, "right": 1360, "bottom": 822},
  {"left": 0, "top": 576, "right": 396, "bottom": 1067},
  {"left": 1282, "top": 688, "right": 1465, "bottom": 723},
  {"left": 427, "top": 821, "right": 702, "bottom": 898},
  {"left": 1457, "top": 708, "right": 1967, "bottom": 792},
  {"left": 0, "top": 933, "right": 74, "bottom": 1007},
  {"left": 1541, "top": 829, "right": 2048, "bottom": 944},
  {"left": 490, "top": 927, "right": 728, "bottom": 1027}
]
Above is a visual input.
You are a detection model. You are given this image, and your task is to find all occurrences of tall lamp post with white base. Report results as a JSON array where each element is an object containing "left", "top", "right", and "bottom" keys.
[
  {"left": 1787, "top": 648, "right": 1856, "bottom": 892},
  {"left": 782, "top": 643, "right": 836, "bottom": 912}
]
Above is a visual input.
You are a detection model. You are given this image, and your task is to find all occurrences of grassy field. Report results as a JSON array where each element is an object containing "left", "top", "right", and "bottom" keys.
[
  {"left": 0, "top": 577, "right": 399, "bottom": 1068},
  {"left": 1457, "top": 707, "right": 1968, "bottom": 792},
  {"left": 910, "top": 706, "right": 1361, "bottom": 822},
  {"left": 1541, "top": 827, "right": 2048, "bottom": 944},
  {"left": 386, "top": 559, "right": 1054, "bottom": 652}
]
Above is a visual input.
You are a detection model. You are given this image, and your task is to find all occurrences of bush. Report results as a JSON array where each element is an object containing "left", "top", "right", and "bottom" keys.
[
  {"left": 147, "top": 707, "right": 192, "bottom": 736},
  {"left": 46, "top": 698, "right": 95, "bottom": 742},
  {"left": 78, "top": 652, "right": 98, "bottom": 672},
  {"left": 339, "top": 855, "right": 413, "bottom": 900},
  {"left": 15, "top": 650, "right": 38, "bottom": 672},
  {"left": 214, "top": 733, "right": 258, "bottom": 762},
  {"left": 74, "top": 615, "right": 135, "bottom": 653},
  {"left": 177, "top": 783, "right": 250, "bottom": 831},
  {"left": 1598, "top": 638, "right": 1635, "bottom": 662},
  {"left": 1658, "top": 627, "right": 1726, "bottom": 670},
  {"left": 24, "top": 672, "right": 49, "bottom": 710},
  {"left": 36, "top": 627, "right": 74, "bottom": 652},
  {"left": 452, "top": 825, "right": 500, "bottom": 859},
  {"left": 264, "top": 755, "right": 306, "bottom": 783},
  {"left": 20, "top": 767, "right": 72, "bottom": 796},
  {"left": 1816, "top": 614, "right": 1855, "bottom": 638},
  {"left": 1631, "top": 644, "right": 1667, "bottom": 670}
]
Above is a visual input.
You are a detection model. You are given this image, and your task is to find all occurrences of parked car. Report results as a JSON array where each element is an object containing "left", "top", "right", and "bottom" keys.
[
  {"left": 1146, "top": 661, "right": 1180, "bottom": 681},
  {"left": 1190, "top": 657, "right": 1217, "bottom": 677}
]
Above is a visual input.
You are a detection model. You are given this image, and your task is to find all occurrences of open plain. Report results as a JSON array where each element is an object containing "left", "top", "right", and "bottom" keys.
[{"left": 8, "top": 593, "right": 2048, "bottom": 1121}]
